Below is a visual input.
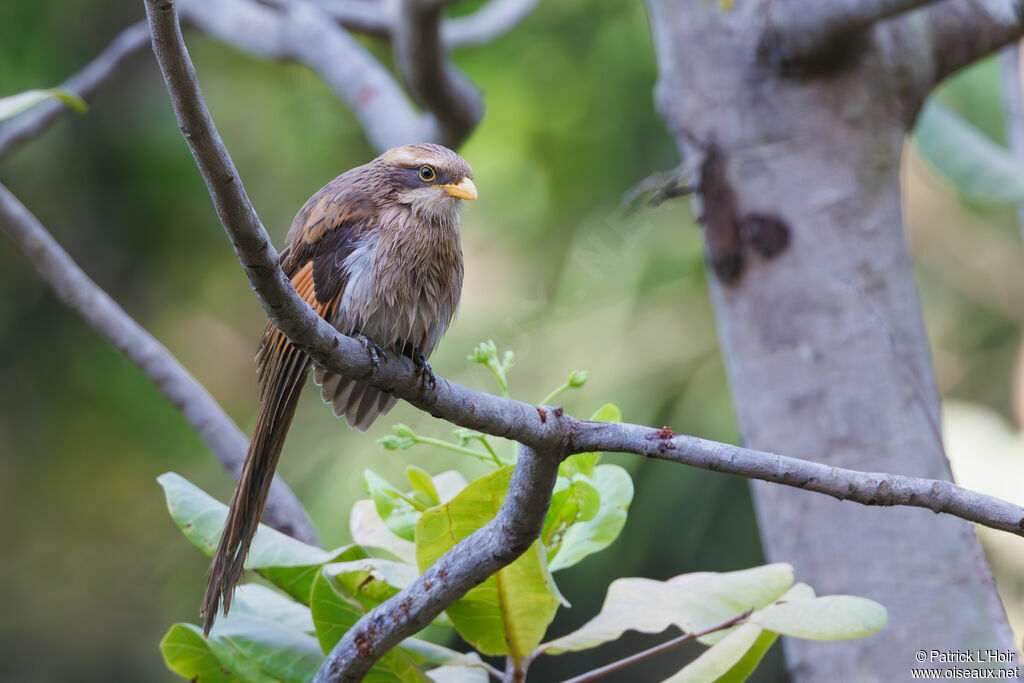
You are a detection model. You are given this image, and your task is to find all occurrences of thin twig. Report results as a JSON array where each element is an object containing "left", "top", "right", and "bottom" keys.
[
  {"left": 560, "top": 609, "right": 754, "bottom": 683},
  {"left": 0, "top": 181, "right": 318, "bottom": 544},
  {"left": 0, "top": 21, "right": 151, "bottom": 164}
]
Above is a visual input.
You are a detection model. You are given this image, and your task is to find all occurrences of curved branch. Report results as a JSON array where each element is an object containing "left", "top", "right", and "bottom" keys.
[
  {"left": 300, "top": 0, "right": 538, "bottom": 49},
  {"left": 0, "top": 21, "right": 151, "bottom": 164},
  {"left": 394, "top": 0, "right": 484, "bottom": 148},
  {"left": 315, "top": 444, "right": 560, "bottom": 682},
  {"left": 144, "top": 0, "right": 1024, "bottom": 676},
  {"left": 178, "top": 0, "right": 435, "bottom": 151},
  {"left": 0, "top": 182, "right": 318, "bottom": 544},
  {"left": 441, "top": 0, "right": 539, "bottom": 48},
  {"left": 759, "top": 0, "right": 937, "bottom": 70}
]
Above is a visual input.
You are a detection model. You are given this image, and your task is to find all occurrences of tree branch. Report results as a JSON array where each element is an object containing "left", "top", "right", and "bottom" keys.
[
  {"left": 441, "top": 0, "right": 539, "bottom": 49},
  {"left": 178, "top": 0, "right": 435, "bottom": 151},
  {"left": 919, "top": 0, "right": 1024, "bottom": 88},
  {"left": 300, "top": 0, "right": 539, "bottom": 49},
  {"left": 0, "top": 182, "right": 318, "bottom": 544},
  {"left": 314, "top": 444, "right": 560, "bottom": 682},
  {"left": 759, "top": 0, "right": 937, "bottom": 70},
  {"left": 144, "top": 0, "right": 1024, "bottom": 675},
  {"left": 0, "top": 21, "right": 151, "bottom": 164},
  {"left": 393, "top": 0, "right": 484, "bottom": 148}
]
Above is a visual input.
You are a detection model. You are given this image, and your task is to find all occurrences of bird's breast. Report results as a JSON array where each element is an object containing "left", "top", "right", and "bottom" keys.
[{"left": 335, "top": 217, "right": 463, "bottom": 356}]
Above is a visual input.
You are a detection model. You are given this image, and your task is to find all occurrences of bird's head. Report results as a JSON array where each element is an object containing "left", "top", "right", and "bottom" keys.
[{"left": 370, "top": 143, "right": 476, "bottom": 224}]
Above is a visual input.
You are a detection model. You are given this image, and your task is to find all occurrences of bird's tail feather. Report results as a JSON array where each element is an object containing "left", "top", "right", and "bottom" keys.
[
  {"left": 315, "top": 367, "right": 397, "bottom": 432},
  {"left": 200, "top": 345, "right": 311, "bottom": 636}
]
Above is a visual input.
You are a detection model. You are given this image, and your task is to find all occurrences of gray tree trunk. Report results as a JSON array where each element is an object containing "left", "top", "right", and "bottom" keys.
[{"left": 646, "top": 3, "right": 1016, "bottom": 680}]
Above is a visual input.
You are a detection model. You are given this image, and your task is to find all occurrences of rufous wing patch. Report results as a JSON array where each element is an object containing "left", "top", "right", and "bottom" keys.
[{"left": 256, "top": 260, "right": 341, "bottom": 398}]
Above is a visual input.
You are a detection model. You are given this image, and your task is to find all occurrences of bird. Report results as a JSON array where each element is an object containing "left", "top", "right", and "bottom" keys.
[{"left": 200, "top": 143, "right": 476, "bottom": 636}]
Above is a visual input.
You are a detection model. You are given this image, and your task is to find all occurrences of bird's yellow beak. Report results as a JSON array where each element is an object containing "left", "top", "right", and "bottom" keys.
[{"left": 437, "top": 177, "right": 477, "bottom": 200}]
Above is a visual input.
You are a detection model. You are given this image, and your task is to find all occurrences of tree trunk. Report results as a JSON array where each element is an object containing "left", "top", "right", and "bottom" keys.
[{"left": 646, "top": 3, "right": 1015, "bottom": 680}]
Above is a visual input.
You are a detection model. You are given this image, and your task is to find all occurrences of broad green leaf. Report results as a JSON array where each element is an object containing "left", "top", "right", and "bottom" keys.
[
  {"left": 350, "top": 499, "right": 417, "bottom": 564},
  {"left": 538, "top": 564, "right": 793, "bottom": 654},
  {"left": 914, "top": 99, "right": 1024, "bottom": 204},
  {"left": 309, "top": 568, "right": 431, "bottom": 682},
  {"left": 0, "top": 88, "right": 87, "bottom": 122},
  {"left": 542, "top": 475, "right": 600, "bottom": 559},
  {"left": 432, "top": 470, "right": 470, "bottom": 503},
  {"left": 230, "top": 584, "right": 315, "bottom": 634},
  {"left": 365, "top": 470, "right": 421, "bottom": 540},
  {"left": 161, "top": 624, "right": 236, "bottom": 682},
  {"left": 207, "top": 615, "right": 323, "bottom": 683},
  {"left": 426, "top": 665, "right": 490, "bottom": 682},
  {"left": 750, "top": 595, "right": 887, "bottom": 640},
  {"left": 416, "top": 466, "right": 560, "bottom": 659},
  {"left": 157, "top": 473, "right": 360, "bottom": 603},
  {"left": 663, "top": 623, "right": 764, "bottom": 683},
  {"left": 321, "top": 558, "right": 418, "bottom": 612},
  {"left": 164, "top": 584, "right": 327, "bottom": 683},
  {"left": 560, "top": 403, "right": 622, "bottom": 477},
  {"left": 548, "top": 464, "right": 633, "bottom": 571},
  {"left": 407, "top": 465, "right": 440, "bottom": 507},
  {"left": 699, "top": 583, "right": 814, "bottom": 682}
]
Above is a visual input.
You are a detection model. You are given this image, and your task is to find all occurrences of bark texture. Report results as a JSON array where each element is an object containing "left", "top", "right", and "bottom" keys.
[{"left": 646, "top": 3, "right": 1016, "bottom": 680}]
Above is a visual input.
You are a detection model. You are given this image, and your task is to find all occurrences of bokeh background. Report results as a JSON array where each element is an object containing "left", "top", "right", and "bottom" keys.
[{"left": 1, "top": 1, "right": 1022, "bottom": 680}]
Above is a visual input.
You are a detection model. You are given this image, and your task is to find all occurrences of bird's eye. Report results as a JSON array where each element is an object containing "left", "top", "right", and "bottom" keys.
[{"left": 419, "top": 165, "right": 436, "bottom": 182}]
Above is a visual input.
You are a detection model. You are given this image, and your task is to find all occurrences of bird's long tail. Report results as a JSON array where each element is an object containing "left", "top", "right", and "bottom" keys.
[
  {"left": 201, "top": 261, "right": 336, "bottom": 636},
  {"left": 201, "top": 341, "right": 311, "bottom": 636}
]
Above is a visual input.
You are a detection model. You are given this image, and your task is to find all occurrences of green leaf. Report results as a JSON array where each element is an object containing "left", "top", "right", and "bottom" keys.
[
  {"left": 548, "top": 464, "right": 633, "bottom": 572},
  {"left": 350, "top": 499, "right": 417, "bottom": 564},
  {"left": 559, "top": 403, "right": 621, "bottom": 478},
  {"left": 750, "top": 595, "right": 887, "bottom": 641},
  {"left": 914, "top": 99, "right": 1024, "bottom": 204},
  {"left": 0, "top": 88, "right": 87, "bottom": 121},
  {"left": 157, "top": 473, "right": 360, "bottom": 603},
  {"left": 542, "top": 475, "right": 601, "bottom": 553},
  {"left": 321, "top": 558, "right": 418, "bottom": 612},
  {"left": 663, "top": 623, "right": 765, "bottom": 683},
  {"left": 407, "top": 465, "right": 441, "bottom": 507},
  {"left": 426, "top": 666, "right": 490, "bottom": 682},
  {"left": 310, "top": 568, "right": 431, "bottom": 682},
  {"left": 163, "top": 585, "right": 327, "bottom": 683},
  {"left": 365, "top": 469, "right": 422, "bottom": 540},
  {"left": 230, "top": 584, "right": 315, "bottom": 634},
  {"left": 161, "top": 624, "right": 236, "bottom": 682},
  {"left": 416, "top": 466, "right": 560, "bottom": 659},
  {"left": 538, "top": 564, "right": 793, "bottom": 654}
]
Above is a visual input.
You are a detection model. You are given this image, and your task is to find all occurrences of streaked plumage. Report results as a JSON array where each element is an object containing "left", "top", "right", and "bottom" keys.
[{"left": 201, "top": 143, "right": 474, "bottom": 635}]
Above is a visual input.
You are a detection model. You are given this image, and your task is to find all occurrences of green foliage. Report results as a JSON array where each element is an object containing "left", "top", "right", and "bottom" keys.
[
  {"left": 0, "top": 87, "right": 87, "bottom": 121},
  {"left": 159, "top": 342, "right": 886, "bottom": 682}
]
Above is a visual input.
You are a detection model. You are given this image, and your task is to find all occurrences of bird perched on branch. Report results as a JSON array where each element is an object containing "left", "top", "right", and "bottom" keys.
[{"left": 201, "top": 143, "right": 476, "bottom": 636}]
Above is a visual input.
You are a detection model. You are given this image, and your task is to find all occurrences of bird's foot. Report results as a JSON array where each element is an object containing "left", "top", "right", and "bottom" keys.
[
  {"left": 355, "top": 334, "right": 388, "bottom": 371},
  {"left": 413, "top": 352, "right": 436, "bottom": 394}
]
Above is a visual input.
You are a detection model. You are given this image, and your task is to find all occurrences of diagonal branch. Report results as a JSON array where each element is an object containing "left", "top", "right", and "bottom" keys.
[
  {"left": 393, "top": 0, "right": 484, "bottom": 148},
  {"left": 144, "top": 0, "right": 1024, "bottom": 676},
  {"left": 918, "top": 0, "right": 1024, "bottom": 94},
  {"left": 0, "top": 21, "right": 151, "bottom": 164},
  {"left": 758, "top": 0, "right": 939, "bottom": 71},
  {"left": 0, "top": 182, "right": 318, "bottom": 545},
  {"left": 315, "top": 444, "right": 561, "bottom": 682}
]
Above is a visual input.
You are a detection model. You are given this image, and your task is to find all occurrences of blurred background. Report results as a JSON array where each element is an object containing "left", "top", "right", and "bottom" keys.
[{"left": 1, "top": 0, "right": 1022, "bottom": 680}]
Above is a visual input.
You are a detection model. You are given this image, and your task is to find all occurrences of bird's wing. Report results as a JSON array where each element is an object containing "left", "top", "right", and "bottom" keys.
[{"left": 256, "top": 180, "right": 375, "bottom": 398}]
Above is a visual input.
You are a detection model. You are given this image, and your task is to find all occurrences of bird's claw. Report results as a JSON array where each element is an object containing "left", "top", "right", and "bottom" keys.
[
  {"left": 413, "top": 352, "right": 436, "bottom": 394},
  {"left": 356, "top": 334, "right": 387, "bottom": 370}
]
